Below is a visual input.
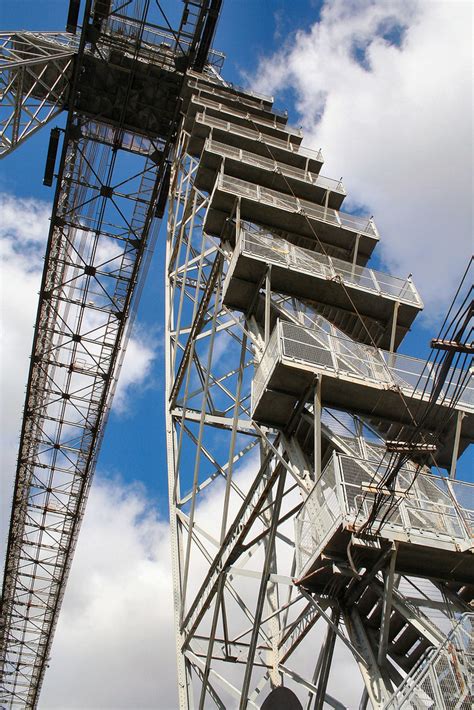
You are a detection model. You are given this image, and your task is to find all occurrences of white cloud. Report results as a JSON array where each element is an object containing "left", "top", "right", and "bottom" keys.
[
  {"left": 36, "top": 456, "right": 361, "bottom": 709},
  {"left": 112, "top": 327, "right": 159, "bottom": 414},
  {"left": 0, "top": 193, "right": 50, "bottom": 556},
  {"left": 5, "top": 2, "right": 471, "bottom": 702},
  {"left": 38, "top": 477, "right": 177, "bottom": 710},
  {"left": 250, "top": 0, "right": 473, "bottom": 322}
]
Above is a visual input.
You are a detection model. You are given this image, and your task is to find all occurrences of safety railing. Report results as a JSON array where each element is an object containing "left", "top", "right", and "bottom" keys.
[
  {"left": 383, "top": 613, "right": 473, "bottom": 709},
  {"left": 295, "top": 453, "right": 474, "bottom": 577},
  {"left": 104, "top": 18, "right": 225, "bottom": 68},
  {"left": 234, "top": 230, "right": 421, "bottom": 307},
  {"left": 188, "top": 70, "right": 275, "bottom": 104},
  {"left": 193, "top": 96, "right": 301, "bottom": 136},
  {"left": 204, "top": 138, "right": 344, "bottom": 193},
  {"left": 215, "top": 173, "right": 378, "bottom": 239},
  {"left": 252, "top": 320, "right": 474, "bottom": 413},
  {"left": 195, "top": 112, "right": 324, "bottom": 163},
  {"left": 189, "top": 80, "right": 288, "bottom": 118}
]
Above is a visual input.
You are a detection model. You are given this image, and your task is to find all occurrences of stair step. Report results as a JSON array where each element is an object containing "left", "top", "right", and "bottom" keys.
[
  {"left": 388, "top": 613, "right": 406, "bottom": 640},
  {"left": 406, "top": 637, "right": 431, "bottom": 667},
  {"left": 365, "top": 600, "right": 383, "bottom": 630},
  {"left": 391, "top": 624, "right": 420, "bottom": 656},
  {"left": 355, "top": 587, "right": 379, "bottom": 616}
]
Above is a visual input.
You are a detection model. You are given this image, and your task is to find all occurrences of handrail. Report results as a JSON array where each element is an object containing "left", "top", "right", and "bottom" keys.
[
  {"left": 382, "top": 613, "right": 473, "bottom": 709},
  {"left": 295, "top": 453, "right": 474, "bottom": 580},
  {"left": 253, "top": 319, "right": 473, "bottom": 411},
  {"left": 205, "top": 138, "right": 344, "bottom": 194},
  {"left": 218, "top": 173, "right": 377, "bottom": 238},
  {"left": 237, "top": 230, "right": 422, "bottom": 306},
  {"left": 189, "top": 79, "right": 288, "bottom": 118},
  {"left": 195, "top": 112, "right": 324, "bottom": 163},
  {"left": 193, "top": 96, "right": 301, "bottom": 136},
  {"left": 188, "top": 70, "right": 274, "bottom": 104}
]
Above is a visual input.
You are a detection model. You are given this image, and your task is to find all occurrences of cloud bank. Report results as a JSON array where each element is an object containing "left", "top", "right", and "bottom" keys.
[
  {"left": 39, "top": 478, "right": 177, "bottom": 710},
  {"left": 250, "top": 0, "right": 473, "bottom": 321}
]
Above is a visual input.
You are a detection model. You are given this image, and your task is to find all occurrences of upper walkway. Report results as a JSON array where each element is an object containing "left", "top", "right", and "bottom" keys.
[
  {"left": 295, "top": 452, "right": 474, "bottom": 589},
  {"left": 187, "top": 112, "right": 324, "bottom": 173},
  {"left": 195, "top": 138, "right": 344, "bottom": 207}
]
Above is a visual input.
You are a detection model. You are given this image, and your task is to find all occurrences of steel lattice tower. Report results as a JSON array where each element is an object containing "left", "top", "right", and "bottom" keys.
[
  {"left": 165, "top": 74, "right": 473, "bottom": 709},
  {"left": 1, "top": 1, "right": 473, "bottom": 709}
]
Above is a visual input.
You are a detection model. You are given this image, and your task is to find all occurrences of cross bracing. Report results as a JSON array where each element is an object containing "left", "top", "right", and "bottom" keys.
[
  {"left": 165, "top": 68, "right": 473, "bottom": 709},
  {"left": 1, "top": 1, "right": 473, "bottom": 709},
  {"left": 0, "top": 0, "right": 224, "bottom": 706}
]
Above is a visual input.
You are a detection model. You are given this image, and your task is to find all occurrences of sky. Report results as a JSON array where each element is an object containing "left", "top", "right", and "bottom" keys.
[{"left": 0, "top": 1, "right": 472, "bottom": 708}]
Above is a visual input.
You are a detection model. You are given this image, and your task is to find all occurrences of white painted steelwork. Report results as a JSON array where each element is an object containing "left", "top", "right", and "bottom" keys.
[
  {"left": 209, "top": 173, "right": 378, "bottom": 239},
  {"left": 2, "top": 3, "right": 472, "bottom": 708},
  {"left": 383, "top": 613, "right": 473, "bottom": 710},
  {"left": 228, "top": 230, "right": 421, "bottom": 307},
  {"left": 252, "top": 319, "right": 473, "bottom": 415},
  {"left": 295, "top": 453, "right": 473, "bottom": 578}
]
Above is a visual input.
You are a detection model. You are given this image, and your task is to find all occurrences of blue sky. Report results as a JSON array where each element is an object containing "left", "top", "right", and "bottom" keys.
[
  {"left": 0, "top": 0, "right": 326, "bottom": 517},
  {"left": 1, "top": 2, "right": 472, "bottom": 706},
  {"left": 0, "top": 0, "right": 471, "bottom": 520}
]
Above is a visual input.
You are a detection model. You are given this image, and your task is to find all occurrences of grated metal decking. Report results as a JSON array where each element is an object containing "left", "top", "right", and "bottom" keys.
[
  {"left": 295, "top": 453, "right": 474, "bottom": 591},
  {"left": 222, "top": 229, "right": 422, "bottom": 348},
  {"left": 204, "top": 172, "right": 378, "bottom": 264},
  {"left": 251, "top": 320, "right": 473, "bottom": 465},
  {"left": 194, "top": 138, "right": 345, "bottom": 206}
]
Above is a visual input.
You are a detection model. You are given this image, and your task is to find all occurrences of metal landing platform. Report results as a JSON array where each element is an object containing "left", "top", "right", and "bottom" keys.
[
  {"left": 251, "top": 320, "right": 473, "bottom": 466},
  {"left": 194, "top": 138, "right": 345, "bottom": 207},
  {"left": 222, "top": 230, "right": 422, "bottom": 349},
  {"left": 204, "top": 173, "right": 378, "bottom": 265},
  {"left": 183, "top": 95, "right": 303, "bottom": 145},
  {"left": 184, "top": 71, "right": 275, "bottom": 112},
  {"left": 295, "top": 453, "right": 474, "bottom": 592},
  {"left": 186, "top": 113, "right": 324, "bottom": 172},
  {"left": 183, "top": 82, "right": 288, "bottom": 127}
]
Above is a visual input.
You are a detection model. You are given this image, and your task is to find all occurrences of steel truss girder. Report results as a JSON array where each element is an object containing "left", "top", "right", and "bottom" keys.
[
  {"left": 0, "top": 122, "right": 165, "bottom": 708},
  {"left": 0, "top": 32, "right": 77, "bottom": 157},
  {"left": 0, "top": 0, "right": 200, "bottom": 703},
  {"left": 165, "top": 147, "right": 357, "bottom": 708}
]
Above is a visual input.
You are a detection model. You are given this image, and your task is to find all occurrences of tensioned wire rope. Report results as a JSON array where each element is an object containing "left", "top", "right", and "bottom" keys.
[
  {"left": 363, "top": 276, "right": 473, "bottom": 533},
  {"left": 197, "top": 75, "right": 472, "bottom": 532}
]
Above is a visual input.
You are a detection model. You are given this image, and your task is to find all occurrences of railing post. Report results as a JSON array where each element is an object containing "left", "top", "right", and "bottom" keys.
[
  {"left": 450, "top": 410, "right": 465, "bottom": 479},
  {"left": 389, "top": 300, "right": 400, "bottom": 362},
  {"left": 264, "top": 265, "right": 272, "bottom": 346},
  {"left": 446, "top": 476, "right": 472, "bottom": 546},
  {"left": 235, "top": 194, "right": 241, "bottom": 240},
  {"left": 314, "top": 376, "right": 322, "bottom": 481},
  {"left": 334, "top": 455, "right": 345, "bottom": 514},
  {"left": 351, "top": 233, "right": 360, "bottom": 274},
  {"left": 323, "top": 188, "right": 329, "bottom": 221},
  {"left": 377, "top": 543, "right": 398, "bottom": 667},
  {"left": 369, "top": 268, "right": 379, "bottom": 293}
]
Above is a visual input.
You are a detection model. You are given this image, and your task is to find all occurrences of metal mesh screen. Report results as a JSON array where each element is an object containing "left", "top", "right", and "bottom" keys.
[
  {"left": 295, "top": 456, "right": 341, "bottom": 576},
  {"left": 239, "top": 231, "right": 421, "bottom": 304},
  {"left": 383, "top": 613, "right": 473, "bottom": 709},
  {"left": 219, "top": 173, "right": 378, "bottom": 238},
  {"left": 295, "top": 453, "right": 472, "bottom": 579},
  {"left": 251, "top": 325, "right": 281, "bottom": 412}
]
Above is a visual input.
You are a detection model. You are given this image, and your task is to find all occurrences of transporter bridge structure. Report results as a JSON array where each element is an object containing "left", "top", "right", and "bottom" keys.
[{"left": 1, "top": 1, "right": 473, "bottom": 708}]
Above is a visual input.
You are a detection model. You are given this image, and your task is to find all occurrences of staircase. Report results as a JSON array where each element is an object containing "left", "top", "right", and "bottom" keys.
[{"left": 382, "top": 613, "right": 473, "bottom": 709}]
